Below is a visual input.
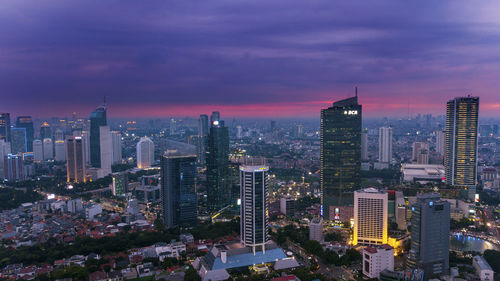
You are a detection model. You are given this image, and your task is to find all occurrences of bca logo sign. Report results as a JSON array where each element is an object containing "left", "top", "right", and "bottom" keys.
[{"left": 344, "top": 110, "right": 358, "bottom": 115}]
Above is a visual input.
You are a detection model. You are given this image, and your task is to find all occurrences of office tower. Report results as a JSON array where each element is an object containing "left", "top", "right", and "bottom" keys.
[
  {"left": 0, "top": 113, "right": 10, "bottom": 141},
  {"left": 309, "top": 217, "right": 323, "bottom": 242},
  {"left": 42, "top": 138, "right": 53, "bottom": 160},
  {"left": 280, "top": 197, "right": 295, "bottom": 216},
  {"left": 99, "top": 126, "right": 112, "bottom": 175},
  {"left": 66, "top": 136, "right": 86, "bottom": 183},
  {"left": 408, "top": 193, "right": 450, "bottom": 279},
  {"left": 362, "top": 245, "right": 394, "bottom": 279},
  {"left": 112, "top": 172, "right": 128, "bottom": 196},
  {"left": 136, "top": 136, "right": 154, "bottom": 169},
  {"left": 4, "top": 154, "right": 23, "bottom": 181},
  {"left": 320, "top": 94, "right": 362, "bottom": 220},
  {"left": 412, "top": 142, "right": 429, "bottom": 165},
  {"left": 81, "top": 131, "right": 91, "bottom": 164},
  {"left": 236, "top": 125, "right": 243, "bottom": 139},
  {"left": 39, "top": 122, "right": 51, "bottom": 140},
  {"left": 54, "top": 140, "right": 66, "bottom": 162},
  {"left": 33, "top": 140, "right": 43, "bottom": 162},
  {"left": 198, "top": 114, "right": 209, "bottom": 165},
  {"left": 161, "top": 151, "right": 197, "bottom": 228},
  {"left": 240, "top": 164, "right": 269, "bottom": 254},
  {"left": 353, "top": 188, "right": 388, "bottom": 246},
  {"left": 435, "top": 131, "right": 446, "bottom": 156},
  {"left": 361, "top": 130, "right": 368, "bottom": 161},
  {"left": 445, "top": 96, "right": 479, "bottom": 195},
  {"left": 10, "top": 128, "right": 27, "bottom": 154},
  {"left": 54, "top": 129, "right": 64, "bottom": 141},
  {"left": 90, "top": 104, "right": 107, "bottom": 168},
  {"left": 111, "top": 131, "right": 122, "bottom": 164},
  {"left": 206, "top": 119, "right": 230, "bottom": 211},
  {"left": 0, "top": 140, "right": 11, "bottom": 179},
  {"left": 210, "top": 111, "right": 220, "bottom": 125},
  {"left": 294, "top": 124, "right": 303, "bottom": 138},
  {"left": 16, "top": 116, "right": 34, "bottom": 152},
  {"left": 378, "top": 127, "right": 393, "bottom": 164},
  {"left": 170, "top": 118, "right": 176, "bottom": 135}
]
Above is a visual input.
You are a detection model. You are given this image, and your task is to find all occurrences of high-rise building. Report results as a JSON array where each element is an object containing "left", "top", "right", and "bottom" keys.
[
  {"left": 42, "top": 138, "right": 53, "bottom": 160},
  {"left": 161, "top": 151, "right": 198, "bottom": 228},
  {"left": 16, "top": 116, "right": 34, "bottom": 152},
  {"left": 54, "top": 140, "right": 66, "bottom": 162},
  {"left": 320, "top": 94, "right": 362, "bottom": 220},
  {"left": 54, "top": 129, "right": 64, "bottom": 141},
  {"left": 99, "top": 126, "right": 112, "bottom": 175},
  {"left": 111, "top": 131, "right": 122, "bottom": 164},
  {"left": 89, "top": 104, "right": 107, "bottom": 168},
  {"left": 445, "top": 96, "right": 479, "bottom": 196},
  {"left": 136, "top": 136, "right": 154, "bottom": 169},
  {"left": 0, "top": 113, "right": 10, "bottom": 142},
  {"left": 236, "top": 125, "right": 243, "bottom": 139},
  {"left": 10, "top": 128, "right": 27, "bottom": 154},
  {"left": 435, "top": 130, "right": 446, "bottom": 157},
  {"left": 0, "top": 140, "right": 11, "bottom": 179},
  {"left": 280, "top": 197, "right": 295, "bottom": 216},
  {"left": 408, "top": 193, "right": 450, "bottom": 279},
  {"left": 169, "top": 118, "right": 176, "bottom": 135},
  {"left": 206, "top": 119, "right": 230, "bottom": 211},
  {"left": 362, "top": 245, "right": 394, "bottom": 279},
  {"left": 112, "top": 172, "right": 128, "bottom": 196},
  {"left": 309, "top": 217, "right": 323, "bottom": 242},
  {"left": 240, "top": 164, "right": 269, "bottom": 254},
  {"left": 210, "top": 111, "right": 220, "bottom": 125},
  {"left": 378, "top": 127, "right": 393, "bottom": 164},
  {"left": 66, "top": 136, "right": 86, "bottom": 183},
  {"left": 39, "top": 122, "right": 51, "bottom": 140},
  {"left": 4, "top": 154, "right": 22, "bottom": 181},
  {"left": 412, "top": 142, "right": 429, "bottom": 165},
  {"left": 198, "top": 114, "right": 209, "bottom": 165},
  {"left": 353, "top": 188, "right": 388, "bottom": 246},
  {"left": 33, "top": 140, "right": 43, "bottom": 162},
  {"left": 361, "top": 130, "right": 368, "bottom": 161}
]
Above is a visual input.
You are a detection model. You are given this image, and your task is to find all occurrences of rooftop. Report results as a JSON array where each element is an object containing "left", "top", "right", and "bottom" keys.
[{"left": 473, "top": 255, "right": 493, "bottom": 271}]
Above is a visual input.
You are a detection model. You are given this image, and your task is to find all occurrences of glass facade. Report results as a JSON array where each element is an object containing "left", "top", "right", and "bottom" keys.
[
  {"left": 206, "top": 121, "right": 230, "bottom": 211},
  {"left": 0, "top": 113, "right": 10, "bottom": 142},
  {"left": 89, "top": 106, "right": 107, "bottom": 168},
  {"left": 320, "top": 96, "right": 362, "bottom": 220},
  {"left": 16, "top": 116, "right": 34, "bottom": 152},
  {"left": 10, "top": 128, "right": 27, "bottom": 154}
]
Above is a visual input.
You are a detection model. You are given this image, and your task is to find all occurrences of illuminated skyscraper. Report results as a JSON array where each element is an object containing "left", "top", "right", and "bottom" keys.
[
  {"left": 137, "top": 136, "right": 154, "bottom": 169},
  {"left": 206, "top": 119, "right": 230, "bottom": 211},
  {"left": 320, "top": 94, "right": 362, "bottom": 220},
  {"left": 112, "top": 172, "right": 128, "bottom": 196},
  {"left": 16, "top": 116, "right": 34, "bottom": 152},
  {"left": 378, "top": 126, "right": 393, "bottom": 164},
  {"left": 39, "top": 122, "right": 51, "bottom": 140},
  {"left": 0, "top": 113, "right": 11, "bottom": 141},
  {"left": 240, "top": 163, "right": 269, "bottom": 254},
  {"left": 66, "top": 136, "right": 86, "bottom": 183},
  {"left": 161, "top": 151, "right": 197, "bottom": 228},
  {"left": 445, "top": 96, "right": 479, "bottom": 196},
  {"left": 89, "top": 104, "right": 107, "bottom": 168},
  {"left": 353, "top": 188, "right": 388, "bottom": 246}
]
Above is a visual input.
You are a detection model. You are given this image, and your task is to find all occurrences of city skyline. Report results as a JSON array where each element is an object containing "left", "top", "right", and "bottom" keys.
[{"left": 2, "top": 1, "right": 500, "bottom": 118}]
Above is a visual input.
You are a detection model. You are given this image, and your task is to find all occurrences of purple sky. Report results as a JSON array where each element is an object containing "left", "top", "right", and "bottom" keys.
[{"left": 1, "top": 1, "right": 500, "bottom": 118}]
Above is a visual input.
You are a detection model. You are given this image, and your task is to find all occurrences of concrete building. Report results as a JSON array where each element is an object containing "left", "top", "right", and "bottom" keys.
[
  {"left": 54, "top": 140, "right": 66, "bottom": 162},
  {"left": 309, "top": 217, "right": 323, "bottom": 242},
  {"left": 85, "top": 204, "right": 102, "bottom": 220},
  {"left": 361, "top": 130, "right": 368, "bottom": 161},
  {"left": 33, "top": 140, "right": 43, "bottom": 162},
  {"left": 66, "top": 136, "right": 86, "bottom": 183},
  {"left": 435, "top": 130, "right": 446, "bottom": 157},
  {"left": 473, "top": 255, "right": 494, "bottom": 281},
  {"left": 412, "top": 142, "right": 429, "bottom": 165},
  {"left": 4, "top": 154, "right": 23, "bottom": 181},
  {"left": 362, "top": 245, "right": 394, "bottom": 279},
  {"left": 111, "top": 131, "right": 122, "bottom": 164},
  {"left": 354, "top": 188, "right": 388, "bottom": 246},
  {"left": 67, "top": 198, "right": 83, "bottom": 213},
  {"left": 280, "top": 197, "right": 295, "bottom": 216},
  {"left": 137, "top": 136, "right": 154, "bottom": 169},
  {"left": 99, "top": 126, "right": 112, "bottom": 176},
  {"left": 42, "top": 138, "right": 53, "bottom": 160},
  {"left": 401, "top": 164, "right": 445, "bottom": 183},
  {"left": 379, "top": 126, "right": 393, "bottom": 164},
  {"left": 112, "top": 172, "right": 128, "bottom": 196}
]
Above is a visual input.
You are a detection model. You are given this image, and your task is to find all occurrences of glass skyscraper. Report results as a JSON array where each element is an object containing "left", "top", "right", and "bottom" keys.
[
  {"left": 90, "top": 105, "right": 107, "bottom": 168},
  {"left": 206, "top": 119, "right": 230, "bottom": 211},
  {"left": 408, "top": 193, "right": 450, "bottom": 279},
  {"left": 320, "top": 95, "right": 362, "bottom": 220},
  {"left": 0, "top": 113, "right": 11, "bottom": 142},
  {"left": 16, "top": 116, "right": 34, "bottom": 152},
  {"left": 10, "top": 128, "right": 27, "bottom": 154},
  {"left": 39, "top": 122, "right": 52, "bottom": 140},
  {"left": 198, "top": 114, "right": 209, "bottom": 165},
  {"left": 161, "top": 152, "right": 198, "bottom": 228},
  {"left": 445, "top": 96, "right": 479, "bottom": 197}
]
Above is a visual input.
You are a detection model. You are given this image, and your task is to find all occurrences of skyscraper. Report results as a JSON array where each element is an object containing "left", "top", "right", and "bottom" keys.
[
  {"left": 353, "top": 188, "right": 388, "bottom": 246},
  {"left": 33, "top": 140, "right": 43, "bottom": 162},
  {"left": 54, "top": 140, "right": 66, "bottom": 162},
  {"left": 378, "top": 126, "right": 393, "bottom": 164},
  {"left": 445, "top": 96, "right": 479, "bottom": 196},
  {"left": 136, "top": 136, "right": 154, "bottom": 169},
  {"left": 66, "top": 136, "right": 86, "bottom": 183},
  {"left": 206, "top": 119, "right": 230, "bottom": 211},
  {"left": 408, "top": 193, "right": 450, "bottom": 279},
  {"left": 90, "top": 104, "right": 107, "bottom": 168},
  {"left": 10, "top": 128, "right": 27, "bottom": 154},
  {"left": 112, "top": 172, "right": 128, "bottom": 196},
  {"left": 111, "top": 131, "right": 122, "bottom": 164},
  {"left": 320, "top": 94, "right": 362, "bottom": 220},
  {"left": 198, "top": 114, "right": 209, "bottom": 165},
  {"left": 435, "top": 130, "right": 446, "bottom": 157},
  {"left": 0, "top": 140, "right": 11, "bottom": 179},
  {"left": 16, "top": 116, "right": 34, "bottom": 152},
  {"left": 210, "top": 111, "right": 220, "bottom": 125},
  {"left": 99, "top": 126, "right": 112, "bottom": 175},
  {"left": 4, "top": 154, "right": 22, "bottom": 181},
  {"left": 0, "top": 113, "right": 11, "bottom": 142},
  {"left": 54, "top": 129, "right": 64, "bottom": 141},
  {"left": 42, "top": 138, "right": 53, "bottom": 160},
  {"left": 161, "top": 151, "right": 197, "bottom": 228},
  {"left": 361, "top": 130, "right": 368, "bottom": 161},
  {"left": 412, "top": 142, "right": 429, "bottom": 165},
  {"left": 39, "top": 122, "right": 52, "bottom": 140},
  {"left": 240, "top": 163, "right": 269, "bottom": 254}
]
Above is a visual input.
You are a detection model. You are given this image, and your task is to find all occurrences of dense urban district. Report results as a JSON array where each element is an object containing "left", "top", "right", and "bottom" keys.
[{"left": 1, "top": 95, "right": 500, "bottom": 281}]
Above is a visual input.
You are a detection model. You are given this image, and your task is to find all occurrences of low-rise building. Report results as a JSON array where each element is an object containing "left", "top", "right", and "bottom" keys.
[
  {"left": 473, "top": 255, "right": 494, "bottom": 281},
  {"left": 362, "top": 244, "right": 394, "bottom": 279}
]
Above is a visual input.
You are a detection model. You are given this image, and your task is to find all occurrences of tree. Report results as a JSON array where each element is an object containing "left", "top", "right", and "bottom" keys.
[{"left": 184, "top": 266, "right": 201, "bottom": 281}]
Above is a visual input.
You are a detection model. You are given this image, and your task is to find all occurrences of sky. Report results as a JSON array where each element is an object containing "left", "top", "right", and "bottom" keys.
[{"left": 1, "top": 0, "right": 500, "bottom": 119}]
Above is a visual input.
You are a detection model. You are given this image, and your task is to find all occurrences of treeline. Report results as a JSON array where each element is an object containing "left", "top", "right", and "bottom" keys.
[{"left": 0, "top": 187, "right": 43, "bottom": 211}]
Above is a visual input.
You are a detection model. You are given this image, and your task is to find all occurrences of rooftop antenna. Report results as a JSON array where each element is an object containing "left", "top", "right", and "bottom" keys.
[
  {"left": 355, "top": 86, "right": 358, "bottom": 97},
  {"left": 103, "top": 96, "right": 107, "bottom": 108}
]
